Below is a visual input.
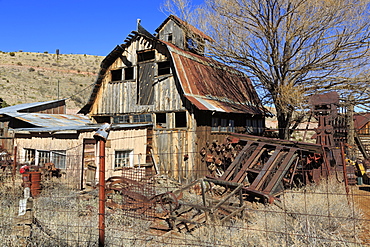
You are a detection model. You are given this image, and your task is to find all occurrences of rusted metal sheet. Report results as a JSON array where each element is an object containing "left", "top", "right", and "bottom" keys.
[{"left": 167, "top": 43, "right": 265, "bottom": 115}]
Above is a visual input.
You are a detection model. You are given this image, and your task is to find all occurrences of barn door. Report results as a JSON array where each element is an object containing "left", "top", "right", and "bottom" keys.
[
  {"left": 81, "top": 139, "right": 96, "bottom": 189},
  {"left": 137, "top": 62, "right": 154, "bottom": 105}
]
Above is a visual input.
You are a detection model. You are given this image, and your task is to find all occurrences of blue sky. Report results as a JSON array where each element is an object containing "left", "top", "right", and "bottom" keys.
[{"left": 0, "top": 0, "right": 202, "bottom": 56}]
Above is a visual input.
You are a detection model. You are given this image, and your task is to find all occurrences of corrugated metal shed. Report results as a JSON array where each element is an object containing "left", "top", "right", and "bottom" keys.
[
  {"left": 0, "top": 99, "right": 66, "bottom": 114},
  {"left": 5, "top": 112, "right": 90, "bottom": 128}
]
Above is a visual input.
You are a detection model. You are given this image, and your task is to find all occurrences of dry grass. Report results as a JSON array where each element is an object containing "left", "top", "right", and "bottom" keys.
[{"left": 0, "top": 176, "right": 365, "bottom": 246}]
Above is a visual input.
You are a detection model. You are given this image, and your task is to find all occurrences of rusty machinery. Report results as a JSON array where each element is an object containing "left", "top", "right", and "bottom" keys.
[{"left": 203, "top": 92, "right": 345, "bottom": 203}]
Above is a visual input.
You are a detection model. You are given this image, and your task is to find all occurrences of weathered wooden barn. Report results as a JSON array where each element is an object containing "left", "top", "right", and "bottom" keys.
[{"left": 79, "top": 15, "right": 268, "bottom": 182}]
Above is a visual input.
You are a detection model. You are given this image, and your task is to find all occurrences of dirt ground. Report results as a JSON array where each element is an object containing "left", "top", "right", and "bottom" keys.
[{"left": 353, "top": 185, "right": 370, "bottom": 245}]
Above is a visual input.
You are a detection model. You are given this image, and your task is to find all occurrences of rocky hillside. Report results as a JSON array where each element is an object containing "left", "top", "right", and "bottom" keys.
[{"left": 0, "top": 51, "right": 104, "bottom": 114}]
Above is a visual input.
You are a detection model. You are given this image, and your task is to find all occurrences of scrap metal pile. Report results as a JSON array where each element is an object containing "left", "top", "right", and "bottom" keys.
[{"left": 105, "top": 92, "right": 349, "bottom": 235}]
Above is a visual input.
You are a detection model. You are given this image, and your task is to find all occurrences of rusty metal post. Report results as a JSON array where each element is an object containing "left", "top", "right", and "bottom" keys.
[
  {"left": 340, "top": 142, "right": 350, "bottom": 197},
  {"left": 94, "top": 123, "right": 111, "bottom": 247},
  {"left": 98, "top": 139, "right": 105, "bottom": 247}
]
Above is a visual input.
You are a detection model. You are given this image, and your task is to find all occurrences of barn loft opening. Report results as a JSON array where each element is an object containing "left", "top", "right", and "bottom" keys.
[
  {"left": 156, "top": 113, "right": 167, "bottom": 128},
  {"left": 124, "top": 67, "right": 134, "bottom": 80},
  {"left": 168, "top": 33, "right": 173, "bottom": 43},
  {"left": 111, "top": 69, "right": 122, "bottom": 81},
  {"left": 138, "top": 50, "right": 155, "bottom": 62},
  {"left": 175, "top": 112, "right": 187, "bottom": 128},
  {"left": 158, "top": 61, "right": 171, "bottom": 76}
]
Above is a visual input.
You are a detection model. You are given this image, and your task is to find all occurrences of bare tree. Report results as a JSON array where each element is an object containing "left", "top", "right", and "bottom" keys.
[{"left": 163, "top": 0, "right": 370, "bottom": 139}]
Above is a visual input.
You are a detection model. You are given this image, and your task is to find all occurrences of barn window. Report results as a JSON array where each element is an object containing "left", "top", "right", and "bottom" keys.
[
  {"left": 246, "top": 119, "right": 264, "bottom": 135},
  {"left": 175, "top": 112, "right": 187, "bottom": 128},
  {"left": 158, "top": 61, "right": 171, "bottom": 76},
  {"left": 133, "top": 114, "right": 152, "bottom": 123},
  {"left": 211, "top": 117, "right": 219, "bottom": 131},
  {"left": 24, "top": 148, "right": 36, "bottom": 165},
  {"left": 24, "top": 149, "right": 66, "bottom": 169},
  {"left": 111, "top": 69, "right": 122, "bottom": 81},
  {"left": 114, "top": 150, "right": 133, "bottom": 168},
  {"left": 138, "top": 50, "right": 155, "bottom": 62},
  {"left": 168, "top": 33, "right": 173, "bottom": 43},
  {"left": 38, "top": 151, "right": 50, "bottom": 167},
  {"left": 124, "top": 67, "right": 134, "bottom": 80},
  {"left": 52, "top": 151, "right": 66, "bottom": 169},
  {"left": 113, "top": 115, "right": 130, "bottom": 123},
  {"left": 156, "top": 113, "right": 167, "bottom": 128},
  {"left": 212, "top": 118, "right": 235, "bottom": 132}
]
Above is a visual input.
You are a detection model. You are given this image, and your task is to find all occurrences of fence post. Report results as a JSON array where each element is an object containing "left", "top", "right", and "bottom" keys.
[
  {"left": 93, "top": 123, "right": 111, "bottom": 247},
  {"left": 98, "top": 139, "right": 106, "bottom": 247}
]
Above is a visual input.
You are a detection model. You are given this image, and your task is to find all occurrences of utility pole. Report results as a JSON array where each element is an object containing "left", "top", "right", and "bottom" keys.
[{"left": 56, "top": 49, "right": 60, "bottom": 100}]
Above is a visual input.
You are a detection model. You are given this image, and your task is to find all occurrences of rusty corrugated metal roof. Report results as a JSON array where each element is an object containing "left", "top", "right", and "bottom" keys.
[{"left": 165, "top": 42, "right": 265, "bottom": 114}]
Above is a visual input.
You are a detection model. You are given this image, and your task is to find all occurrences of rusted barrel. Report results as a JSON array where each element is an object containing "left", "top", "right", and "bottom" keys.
[{"left": 29, "top": 171, "right": 42, "bottom": 197}]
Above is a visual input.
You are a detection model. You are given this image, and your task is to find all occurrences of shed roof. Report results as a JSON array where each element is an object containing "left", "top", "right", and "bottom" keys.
[
  {"left": 13, "top": 123, "right": 152, "bottom": 134},
  {"left": 0, "top": 99, "right": 65, "bottom": 114},
  {"left": 5, "top": 112, "right": 91, "bottom": 128}
]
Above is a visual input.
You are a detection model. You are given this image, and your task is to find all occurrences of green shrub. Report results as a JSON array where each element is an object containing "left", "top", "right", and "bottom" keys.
[{"left": 9, "top": 52, "right": 15, "bottom": 56}]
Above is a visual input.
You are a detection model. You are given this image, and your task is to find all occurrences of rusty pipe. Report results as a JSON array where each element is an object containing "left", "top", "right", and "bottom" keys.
[{"left": 98, "top": 139, "right": 106, "bottom": 247}]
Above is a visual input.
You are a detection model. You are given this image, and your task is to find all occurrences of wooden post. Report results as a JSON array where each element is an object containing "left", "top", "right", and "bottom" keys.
[{"left": 347, "top": 97, "right": 355, "bottom": 159}]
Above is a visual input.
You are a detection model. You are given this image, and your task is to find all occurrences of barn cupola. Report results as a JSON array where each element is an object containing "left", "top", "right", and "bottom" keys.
[{"left": 155, "top": 15, "right": 213, "bottom": 56}]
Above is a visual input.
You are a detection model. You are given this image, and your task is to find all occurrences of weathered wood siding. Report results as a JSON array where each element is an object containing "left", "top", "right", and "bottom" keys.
[
  {"left": 90, "top": 36, "right": 184, "bottom": 116},
  {"left": 157, "top": 21, "right": 185, "bottom": 49},
  {"left": 152, "top": 111, "right": 197, "bottom": 182}
]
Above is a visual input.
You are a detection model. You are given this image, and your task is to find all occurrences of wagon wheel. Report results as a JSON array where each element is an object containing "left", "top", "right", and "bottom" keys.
[{"left": 156, "top": 192, "right": 179, "bottom": 214}]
